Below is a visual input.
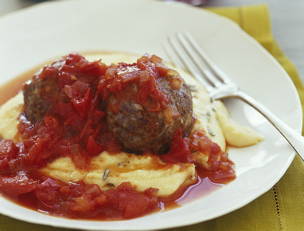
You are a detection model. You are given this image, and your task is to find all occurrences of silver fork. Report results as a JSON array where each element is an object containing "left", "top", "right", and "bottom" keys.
[{"left": 164, "top": 32, "right": 304, "bottom": 161}]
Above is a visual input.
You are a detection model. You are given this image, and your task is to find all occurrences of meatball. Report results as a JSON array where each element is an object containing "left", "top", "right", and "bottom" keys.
[
  {"left": 106, "top": 77, "right": 193, "bottom": 154},
  {"left": 23, "top": 75, "right": 59, "bottom": 123},
  {"left": 23, "top": 54, "right": 105, "bottom": 123}
]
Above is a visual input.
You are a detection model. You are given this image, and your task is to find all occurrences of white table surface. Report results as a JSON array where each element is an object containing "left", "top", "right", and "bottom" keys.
[{"left": 1, "top": 0, "right": 303, "bottom": 79}]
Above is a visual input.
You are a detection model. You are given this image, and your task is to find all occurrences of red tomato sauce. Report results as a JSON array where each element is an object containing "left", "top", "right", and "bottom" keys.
[{"left": 0, "top": 53, "right": 235, "bottom": 220}]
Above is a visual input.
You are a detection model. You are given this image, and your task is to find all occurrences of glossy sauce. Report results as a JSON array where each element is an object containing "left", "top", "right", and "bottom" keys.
[{"left": 0, "top": 53, "right": 235, "bottom": 220}]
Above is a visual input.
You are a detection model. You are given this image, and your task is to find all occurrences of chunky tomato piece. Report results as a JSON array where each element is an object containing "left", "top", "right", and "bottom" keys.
[
  {"left": 86, "top": 136, "right": 103, "bottom": 156},
  {"left": 0, "top": 140, "right": 18, "bottom": 158},
  {"left": 161, "top": 130, "right": 193, "bottom": 163},
  {"left": 188, "top": 131, "right": 235, "bottom": 183},
  {"left": 105, "top": 183, "right": 159, "bottom": 219},
  {"left": 35, "top": 178, "right": 63, "bottom": 209},
  {"left": 0, "top": 171, "right": 37, "bottom": 195}
]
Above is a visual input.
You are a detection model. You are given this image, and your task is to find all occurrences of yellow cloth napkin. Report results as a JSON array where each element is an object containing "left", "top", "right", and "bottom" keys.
[{"left": 0, "top": 4, "right": 303, "bottom": 231}]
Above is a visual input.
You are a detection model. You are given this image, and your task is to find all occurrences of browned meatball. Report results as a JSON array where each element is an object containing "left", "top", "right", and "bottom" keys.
[
  {"left": 106, "top": 77, "right": 193, "bottom": 154},
  {"left": 23, "top": 75, "right": 59, "bottom": 123},
  {"left": 23, "top": 54, "right": 105, "bottom": 124}
]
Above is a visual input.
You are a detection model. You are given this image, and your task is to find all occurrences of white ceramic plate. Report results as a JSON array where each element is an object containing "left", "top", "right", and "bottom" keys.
[{"left": 0, "top": 0, "right": 302, "bottom": 230}]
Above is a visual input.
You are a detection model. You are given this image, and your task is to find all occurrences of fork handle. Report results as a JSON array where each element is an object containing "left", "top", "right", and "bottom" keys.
[{"left": 235, "top": 91, "right": 304, "bottom": 161}]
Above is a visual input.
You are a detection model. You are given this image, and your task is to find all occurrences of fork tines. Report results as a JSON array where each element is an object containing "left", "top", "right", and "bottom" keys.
[{"left": 163, "top": 32, "right": 231, "bottom": 92}]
